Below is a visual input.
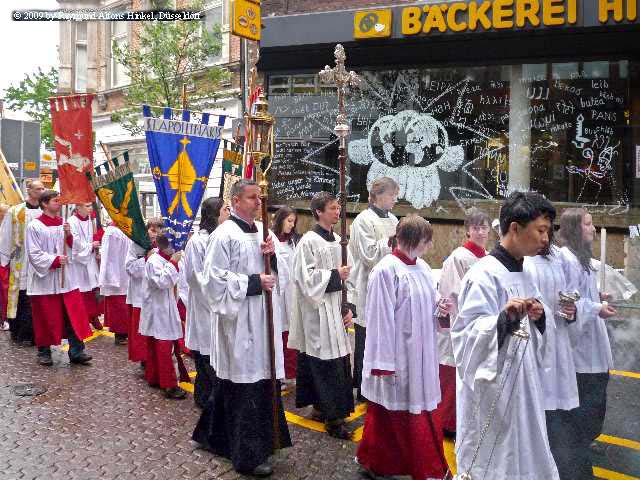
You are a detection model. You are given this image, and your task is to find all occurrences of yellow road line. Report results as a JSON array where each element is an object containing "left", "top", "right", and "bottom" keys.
[
  {"left": 610, "top": 370, "right": 640, "bottom": 380},
  {"left": 443, "top": 439, "right": 457, "bottom": 474},
  {"left": 346, "top": 402, "right": 367, "bottom": 423},
  {"left": 285, "top": 412, "right": 326, "bottom": 433},
  {"left": 179, "top": 381, "right": 194, "bottom": 394},
  {"left": 352, "top": 426, "right": 363, "bottom": 442},
  {"left": 597, "top": 434, "right": 640, "bottom": 451},
  {"left": 593, "top": 467, "right": 640, "bottom": 480}
]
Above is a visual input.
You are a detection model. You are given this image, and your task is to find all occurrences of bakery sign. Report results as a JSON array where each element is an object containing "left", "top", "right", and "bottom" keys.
[{"left": 353, "top": 0, "right": 638, "bottom": 38}]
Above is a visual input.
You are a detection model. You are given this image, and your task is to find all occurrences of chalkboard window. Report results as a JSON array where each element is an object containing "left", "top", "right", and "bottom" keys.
[
  {"left": 292, "top": 75, "right": 317, "bottom": 95},
  {"left": 268, "top": 60, "right": 638, "bottom": 215},
  {"left": 269, "top": 76, "right": 291, "bottom": 96}
]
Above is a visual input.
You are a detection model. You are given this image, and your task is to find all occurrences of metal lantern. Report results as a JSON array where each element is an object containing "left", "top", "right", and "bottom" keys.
[{"left": 248, "top": 94, "right": 274, "bottom": 161}]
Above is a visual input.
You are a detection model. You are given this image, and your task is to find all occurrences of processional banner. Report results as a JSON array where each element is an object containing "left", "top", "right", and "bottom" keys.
[{"left": 142, "top": 106, "right": 225, "bottom": 250}]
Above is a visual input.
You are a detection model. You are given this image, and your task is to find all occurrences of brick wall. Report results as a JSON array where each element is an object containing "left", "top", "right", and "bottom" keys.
[{"left": 262, "top": 0, "right": 417, "bottom": 16}]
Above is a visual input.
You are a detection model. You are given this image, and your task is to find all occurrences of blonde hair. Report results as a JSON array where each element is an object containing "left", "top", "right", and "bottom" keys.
[{"left": 368, "top": 177, "right": 399, "bottom": 203}]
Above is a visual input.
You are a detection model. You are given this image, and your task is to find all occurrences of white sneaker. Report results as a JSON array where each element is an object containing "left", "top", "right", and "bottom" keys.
[{"left": 1, "top": 321, "right": 9, "bottom": 331}]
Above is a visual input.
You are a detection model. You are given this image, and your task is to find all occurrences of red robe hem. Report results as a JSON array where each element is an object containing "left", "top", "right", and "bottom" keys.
[
  {"left": 104, "top": 295, "right": 129, "bottom": 335},
  {"left": 144, "top": 337, "right": 177, "bottom": 389},
  {"left": 128, "top": 305, "right": 146, "bottom": 362},
  {"left": 434, "top": 364, "right": 457, "bottom": 433},
  {"left": 356, "top": 401, "right": 447, "bottom": 480},
  {"left": 30, "top": 290, "right": 92, "bottom": 346}
]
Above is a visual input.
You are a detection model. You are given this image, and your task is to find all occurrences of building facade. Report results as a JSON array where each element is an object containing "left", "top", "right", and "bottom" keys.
[
  {"left": 259, "top": 0, "right": 640, "bottom": 267},
  {"left": 56, "top": 0, "right": 243, "bottom": 217}
]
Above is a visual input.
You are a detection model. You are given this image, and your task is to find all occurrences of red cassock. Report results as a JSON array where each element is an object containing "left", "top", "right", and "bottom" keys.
[
  {"left": 128, "top": 305, "right": 146, "bottom": 362},
  {"left": 144, "top": 337, "right": 177, "bottom": 389},
  {"left": 357, "top": 401, "right": 447, "bottom": 480},
  {"left": 31, "top": 289, "right": 92, "bottom": 347},
  {"left": 104, "top": 295, "right": 129, "bottom": 335},
  {"left": 434, "top": 364, "right": 457, "bottom": 433},
  {"left": 0, "top": 265, "right": 9, "bottom": 321}
]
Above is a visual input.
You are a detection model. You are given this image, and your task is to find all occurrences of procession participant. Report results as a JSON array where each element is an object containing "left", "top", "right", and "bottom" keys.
[
  {"left": 125, "top": 218, "right": 162, "bottom": 365},
  {"left": 558, "top": 208, "right": 617, "bottom": 478},
  {"left": 434, "top": 208, "right": 490, "bottom": 439},
  {"left": 356, "top": 215, "right": 448, "bottom": 480},
  {"left": 193, "top": 180, "right": 291, "bottom": 477},
  {"left": 348, "top": 177, "right": 399, "bottom": 401},
  {"left": 451, "top": 191, "right": 560, "bottom": 480},
  {"left": 26, "top": 190, "right": 92, "bottom": 366},
  {"left": 183, "top": 197, "right": 229, "bottom": 408},
  {"left": 289, "top": 191, "right": 355, "bottom": 439},
  {"left": 271, "top": 205, "right": 300, "bottom": 387},
  {"left": 67, "top": 203, "right": 102, "bottom": 331},
  {"left": 0, "top": 179, "right": 45, "bottom": 344},
  {"left": 524, "top": 229, "right": 580, "bottom": 480},
  {"left": 99, "top": 222, "right": 132, "bottom": 345},
  {"left": 138, "top": 228, "right": 186, "bottom": 400}
]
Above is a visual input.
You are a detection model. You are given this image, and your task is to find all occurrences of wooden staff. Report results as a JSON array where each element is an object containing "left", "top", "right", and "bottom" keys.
[
  {"left": 61, "top": 205, "right": 69, "bottom": 288},
  {"left": 258, "top": 157, "right": 280, "bottom": 450},
  {"left": 600, "top": 227, "right": 607, "bottom": 295},
  {"left": 318, "top": 44, "right": 361, "bottom": 315}
]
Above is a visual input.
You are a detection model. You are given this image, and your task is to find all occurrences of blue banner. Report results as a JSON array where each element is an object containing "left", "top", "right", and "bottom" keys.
[{"left": 143, "top": 106, "right": 226, "bottom": 250}]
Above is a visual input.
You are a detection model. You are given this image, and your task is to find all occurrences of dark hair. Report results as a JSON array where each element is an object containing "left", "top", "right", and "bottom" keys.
[
  {"left": 200, "top": 197, "right": 225, "bottom": 234},
  {"left": 557, "top": 208, "right": 595, "bottom": 272},
  {"left": 310, "top": 191, "right": 337, "bottom": 220},
  {"left": 272, "top": 206, "right": 300, "bottom": 243},
  {"left": 38, "top": 190, "right": 59, "bottom": 208},
  {"left": 396, "top": 214, "right": 433, "bottom": 251},
  {"left": 464, "top": 208, "right": 491, "bottom": 233},
  {"left": 155, "top": 228, "right": 171, "bottom": 251},
  {"left": 499, "top": 192, "right": 556, "bottom": 236},
  {"left": 230, "top": 179, "right": 258, "bottom": 199},
  {"left": 145, "top": 217, "right": 164, "bottom": 230}
]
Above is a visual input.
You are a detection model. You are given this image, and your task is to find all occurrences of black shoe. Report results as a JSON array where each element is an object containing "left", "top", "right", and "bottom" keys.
[
  {"left": 250, "top": 462, "right": 273, "bottom": 477},
  {"left": 443, "top": 429, "right": 457, "bottom": 441},
  {"left": 590, "top": 441, "right": 606, "bottom": 455},
  {"left": 114, "top": 334, "right": 128, "bottom": 346},
  {"left": 69, "top": 353, "right": 93, "bottom": 365},
  {"left": 37, "top": 354, "right": 53, "bottom": 366},
  {"left": 358, "top": 466, "right": 397, "bottom": 480},
  {"left": 164, "top": 387, "right": 186, "bottom": 399},
  {"left": 326, "top": 422, "right": 352, "bottom": 440}
]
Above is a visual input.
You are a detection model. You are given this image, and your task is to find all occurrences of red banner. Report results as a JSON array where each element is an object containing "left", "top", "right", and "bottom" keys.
[{"left": 49, "top": 94, "right": 96, "bottom": 204}]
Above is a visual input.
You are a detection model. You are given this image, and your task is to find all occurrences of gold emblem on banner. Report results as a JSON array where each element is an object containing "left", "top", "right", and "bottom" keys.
[
  {"left": 232, "top": 0, "right": 261, "bottom": 41},
  {"left": 354, "top": 9, "right": 392, "bottom": 39}
]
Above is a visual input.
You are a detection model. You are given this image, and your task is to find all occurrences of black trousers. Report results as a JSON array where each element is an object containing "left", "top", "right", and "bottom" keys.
[
  {"left": 193, "top": 352, "right": 215, "bottom": 409},
  {"left": 546, "top": 372, "right": 609, "bottom": 480},
  {"left": 353, "top": 324, "right": 366, "bottom": 400},
  {"left": 8, "top": 290, "right": 34, "bottom": 343}
]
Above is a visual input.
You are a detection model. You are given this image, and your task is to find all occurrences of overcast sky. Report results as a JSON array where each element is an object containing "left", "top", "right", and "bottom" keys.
[{"left": 0, "top": 0, "right": 59, "bottom": 120}]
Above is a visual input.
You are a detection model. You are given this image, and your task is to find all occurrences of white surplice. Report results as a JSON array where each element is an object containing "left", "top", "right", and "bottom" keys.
[
  {"left": 437, "top": 246, "right": 484, "bottom": 367},
  {"left": 26, "top": 216, "right": 84, "bottom": 295},
  {"left": 348, "top": 208, "right": 398, "bottom": 328},
  {"left": 67, "top": 215, "right": 99, "bottom": 292},
  {"left": 451, "top": 255, "right": 559, "bottom": 480},
  {"left": 138, "top": 252, "right": 182, "bottom": 341},
  {"left": 524, "top": 247, "right": 579, "bottom": 411},
  {"left": 125, "top": 242, "right": 148, "bottom": 308},
  {"left": 558, "top": 247, "right": 613, "bottom": 373},
  {"left": 198, "top": 219, "right": 285, "bottom": 383},
  {"left": 272, "top": 240, "right": 295, "bottom": 332},
  {"left": 0, "top": 203, "right": 42, "bottom": 289},
  {"left": 288, "top": 230, "right": 352, "bottom": 361},
  {"left": 99, "top": 225, "right": 131, "bottom": 297},
  {"left": 362, "top": 254, "right": 441, "bottom": 414},
  {"left": 184, "top": 228, "right": 214, "bottom": 355}
]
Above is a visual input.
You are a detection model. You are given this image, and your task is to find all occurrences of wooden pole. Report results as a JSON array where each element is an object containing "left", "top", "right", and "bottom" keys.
[
  {"left": 61, "top": 205, "right": 69, "bottom": 289},
  {"left": 259, "top": 169, "right": 280, "bottom": 450},
  {"left": 600, "top": 227, "right": 607, "bottom": 295}
]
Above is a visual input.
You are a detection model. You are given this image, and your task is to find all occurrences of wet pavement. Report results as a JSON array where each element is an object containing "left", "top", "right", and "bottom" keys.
[{"left": 0, "top": 321, "right": 638, "bottom": 480}]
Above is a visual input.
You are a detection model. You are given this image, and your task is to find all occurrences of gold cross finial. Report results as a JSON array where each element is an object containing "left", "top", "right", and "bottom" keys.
[{"left": 180, "top": 137, "right": 191, "bottom": 149}]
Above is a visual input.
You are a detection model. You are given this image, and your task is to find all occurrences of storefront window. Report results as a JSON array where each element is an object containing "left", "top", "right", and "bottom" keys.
[{"left": 268, "top": 60, "right": 637, "bottom": 214}]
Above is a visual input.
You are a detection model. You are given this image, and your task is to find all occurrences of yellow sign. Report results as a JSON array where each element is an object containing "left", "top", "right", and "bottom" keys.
[
  {"left": 24, "top": 161, "right": 36, "bottom": 171},
  {"left": 354, "top": 9, "right": 392, "bottom": 39},
  {"left": 232, "top": 0, "right": 261, "bottom": 41}
]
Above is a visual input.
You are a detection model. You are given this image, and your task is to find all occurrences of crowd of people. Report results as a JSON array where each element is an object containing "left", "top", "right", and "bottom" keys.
[{"left": 0, "top": 176, "right": 615, "bottom": 480}]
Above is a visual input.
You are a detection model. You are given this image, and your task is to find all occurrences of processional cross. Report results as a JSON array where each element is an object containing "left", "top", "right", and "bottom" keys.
[{"left": 318, "top": 44, "right": 361, "bottom": 314}]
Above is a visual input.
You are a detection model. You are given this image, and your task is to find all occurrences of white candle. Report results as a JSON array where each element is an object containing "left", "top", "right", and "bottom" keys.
[{"left": 600, "top": 227, "right": 607, "bottom": 295}]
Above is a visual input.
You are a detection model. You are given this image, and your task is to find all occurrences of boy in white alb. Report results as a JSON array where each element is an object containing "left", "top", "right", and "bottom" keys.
[
  {"left": 138, "top": 229, "right": 186, "bottom": 400},
  {"left": 26, "top": 190, "right": 92, "bottom": 366}
]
